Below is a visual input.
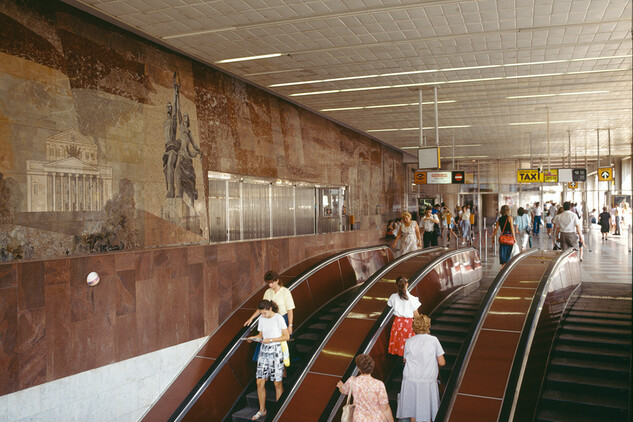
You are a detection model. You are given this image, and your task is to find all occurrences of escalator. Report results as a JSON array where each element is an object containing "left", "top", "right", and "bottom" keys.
[
  {"left": 385, "top": 283, "right": 491, "bottom": 410},
  {"left": 230, "top": 287, "right": 358, "bottom": 421},
  {"left": 535, "top": 284, "right": 632, "bottom": 422}
]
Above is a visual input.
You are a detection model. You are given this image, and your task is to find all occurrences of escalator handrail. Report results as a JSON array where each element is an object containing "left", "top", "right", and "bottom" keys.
[
  {"left": 499, "top": 249, "right": 575, "bottom": 421},
  {"left": 168, "top": 244, "right": 393, "bottom": 422},
  {"left": 269, "top": 247, "right": 446, "bottom": 421},
  {"left": 435, "top": 247, "right": 541, "bottom": 422},
  {"left": 318, "top": 247, "right": 481, "bottom": 422}
]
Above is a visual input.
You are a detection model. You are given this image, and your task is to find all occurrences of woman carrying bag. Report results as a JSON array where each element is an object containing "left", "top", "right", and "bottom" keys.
[
  {"left": 337, "top": 354, "right": 395, "bottom": 422},
  {"left": 493, "top": 205, "right": 516, "bottom": 266}
]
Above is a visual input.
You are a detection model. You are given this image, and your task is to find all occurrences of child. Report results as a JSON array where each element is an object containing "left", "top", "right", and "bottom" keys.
[
  {"left": 545, "top": 210, "right": 553, "bottom": 238},
  {"left": 387, "top": 276, "right": 421, "bottom": 356},
  {"left": 247, "top": 300, "right": 290, "bottom": 420}
]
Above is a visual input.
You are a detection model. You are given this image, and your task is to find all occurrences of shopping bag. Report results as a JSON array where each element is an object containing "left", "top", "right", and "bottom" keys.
[
  {"left": 511, "top": 242, "right": 521, "bottom": 257},
  {"left": 341, "top": 379, "right": 354, "bottom": 422}
]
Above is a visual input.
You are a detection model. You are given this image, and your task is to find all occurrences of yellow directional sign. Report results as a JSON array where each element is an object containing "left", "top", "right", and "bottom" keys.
[
  {"left": 598, "top": 167, "right": 613, "bottom": 181},
  {"left": 543, "top": 169, "right": 558, "bottom": 183},
  {"left": 414, "top": 171, "right": 427, "bottom": 184},
  {"left": 568, "top": 182, "right": 578, "bottom": 189},
  {"left": 517, "top": 169, "right": 543, "bottom": 183}
]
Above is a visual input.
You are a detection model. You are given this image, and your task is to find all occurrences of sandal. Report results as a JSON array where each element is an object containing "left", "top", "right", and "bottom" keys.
[{"left": 252, "top": 410, "right": 267, "bottom": 420}]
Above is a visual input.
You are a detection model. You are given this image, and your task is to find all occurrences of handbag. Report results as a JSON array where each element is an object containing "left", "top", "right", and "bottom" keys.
[
  {"left": 498, "top": 219, "right": 515, "bottom": 245},
  {"left": 341, "top": 378, "right": 354, "bottom": 422}
]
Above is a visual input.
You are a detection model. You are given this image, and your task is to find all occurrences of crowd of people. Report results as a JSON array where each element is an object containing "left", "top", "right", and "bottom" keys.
[{"left": 386, "top": 203, "right": 477, "bottom": 255}]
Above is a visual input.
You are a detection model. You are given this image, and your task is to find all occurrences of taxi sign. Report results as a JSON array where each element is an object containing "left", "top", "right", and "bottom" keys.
[
  {"left": 517, "top": 169, "right": 542, "bottom": 183},
  {"left": 568, "top": 182, "right": 578, "bottom": 189},
  {"left": 598, "top": 167, "right": 613, "bottom": 181},
  {"left": 414, "top": 171, "right": 427, "bottom": 184},
  {"left": 543, "top": 169, "right": 558, "bottom": 183}
]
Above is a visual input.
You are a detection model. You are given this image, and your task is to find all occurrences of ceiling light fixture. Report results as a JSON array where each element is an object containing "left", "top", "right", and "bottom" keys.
[
  {"left": 215, "top": 53, "right": 283, "bottom": 64},
  {"left": 320, "top": 100, "right": 456, "bottom": 112},
  {"left": 289, "top": 68, "right": 629, "bottom": 97},
  {"left": 270, "top": 54, "right": 631, "bottom": 88},
  {"left": 400, "top": 144, "right": 481, "bottom": 149},
  {"left": 507, "top": 90, "right": 610, "bottom": 99},
  {"left": 508, "top": 120, "right": 585, "bottom": 126},
  {"left": 367, "top": 125, "right": 471, "bottom": 132}
]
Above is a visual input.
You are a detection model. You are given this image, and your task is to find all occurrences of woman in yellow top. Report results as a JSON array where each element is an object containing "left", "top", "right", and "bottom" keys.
[{"left": 245, "top": 271, "right": 296, "bottom": 360}]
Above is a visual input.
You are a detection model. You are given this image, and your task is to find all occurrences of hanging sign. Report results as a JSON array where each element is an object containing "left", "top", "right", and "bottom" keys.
[
  {"left": 568, "top": 182, "right": 578, "bottom": 189},
  {"left": 414, "top": 171, "right": 427, "bottom": 184},
  {"left": 572, "top": 168, "right": 587, "bottom": 182},
  {"left": 427, "top": 171, "right": 452, "bottom": 184},
  {"left": 452, "top": 171, "right": 465, "bottom": 184},
  {"left": 517, "top": 169, "right": 543, "bottom": 183},
  {"left": 543, "top": 169, "right": 558, "bottom": 183},
  {"left": 598, "top": 167, "right": 613, "bottom": 181},
  {"left": 558, "top": 169, "right": 573, "bottom": 183}
]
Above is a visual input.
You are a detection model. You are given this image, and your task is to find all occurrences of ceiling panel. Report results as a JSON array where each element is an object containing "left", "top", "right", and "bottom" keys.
[{"left": 69, "top": 0, "right": 632, "bottom": 164}]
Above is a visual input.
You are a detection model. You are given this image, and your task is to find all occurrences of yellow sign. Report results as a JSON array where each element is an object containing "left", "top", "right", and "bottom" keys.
[
  {"left": 598, "top": 167, "right": 613, "bottom": 181},
  {"left": 414, "top": 171, "right": 427, "bottom": 184},
  {"left": 568, "top": 182, "right": 578, "bottom": 189},
  {"left": 517, "top": 169, "right": 542, "bottom": 183},
  {"left": 543, "top": 169, "right": 558, "bottom": 183}
]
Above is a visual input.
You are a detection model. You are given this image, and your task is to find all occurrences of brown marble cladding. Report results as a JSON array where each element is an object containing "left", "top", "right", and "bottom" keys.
[{"left": 0, "top": 228, "right": 381, "bottom": 395}]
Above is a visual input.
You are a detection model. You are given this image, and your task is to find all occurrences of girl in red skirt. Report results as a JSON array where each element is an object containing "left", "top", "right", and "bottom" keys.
[{"left": 387, "top": 276, "right": 421, "bottom": 356}]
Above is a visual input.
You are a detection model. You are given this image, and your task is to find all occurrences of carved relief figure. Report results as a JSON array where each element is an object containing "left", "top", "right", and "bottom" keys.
[
  {"left": 175, "top": 113, "right": 201, "bottom": 205},
  {"left": 163, "top": 72, "right": 181, "bottom": 198}
]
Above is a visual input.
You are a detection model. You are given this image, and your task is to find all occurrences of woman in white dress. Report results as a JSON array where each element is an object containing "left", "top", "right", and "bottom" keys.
[
  {"left": 397, "top": 314, "right": 445, "bottom": 422},
  {"left": 391, "top": 212, "right": 421, "bottom": 255}
]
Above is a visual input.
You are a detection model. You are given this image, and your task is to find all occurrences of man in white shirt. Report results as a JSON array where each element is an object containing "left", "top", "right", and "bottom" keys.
[
  {"left": 421, "top": 207, "right": 440, "bottom": 248},
  {"left": 532, "top": 202, "right": 543, "bottom": 235},
  {"left": 553, "top": 201, "right": 584, "bottom": 255}
]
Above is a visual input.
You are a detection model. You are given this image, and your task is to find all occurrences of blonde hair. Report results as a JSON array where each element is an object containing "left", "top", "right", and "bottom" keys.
[
  {"left": 401, "top": 211, "right": 412, "bottom": 219},
  {"left": 412, "top": 314, "right": 431, "bottom": 334}
]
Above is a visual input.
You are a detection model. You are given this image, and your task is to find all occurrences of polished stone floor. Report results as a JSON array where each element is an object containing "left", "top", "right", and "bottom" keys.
[{"left": 476, "top": 224, "right": 632, "bottom": 284}]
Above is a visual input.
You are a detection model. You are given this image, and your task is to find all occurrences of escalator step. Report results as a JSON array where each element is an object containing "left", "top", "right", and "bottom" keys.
[
  {"left": 564, "top": 316, "right": 632, "bottom": 328},
  {"left": 432, "top": 323, "right": 469, "bottom": 333},
  {"left": 558, "top": 332, "right": 631, "bottom": 346},
  {"left": 555, "top": 342, "right": 631, "bottom": 361},
  {"left": 540, "top": 388, "right": 628, "bottom": 411},
  {"left": 434, "top": 333, "right": 467, "bottom": 345},
  {"left": 232, "top": 407, "right": 268, "bottom": 422},
  {"left": 295, "top": 332, "right": 320, "bottom": 344},
  {"left": 550, "top": 356, "right": 629, "bottom": 374},
  {"left": 536, "top": 407, "right": 622, "bottom": 422},
  {"left": 433, "top": 314, "right": 474, "bottom": 324},
  {"left": 437, "top": 308, "right": 478, "bottom": 317},
  {"left": 318, "top": 313, "right": 336, "bottom": 321},
  {"left": 545, "top": 371, "right": 630, "bottom": 393},
  {"left": 567, "top": 309, "right": 632, "bottom": 321},
  {"left": 561, "top": 324, "right": 632, "bottom": 338},
  {"left": 306, "top": 322, "right": 328, "bottom": 331},
  {"left": 295, "top": 344, "right": 312, "bottom": 355},
  {"left": 245, "top": 384, "right": 278, "bottom": 408}
]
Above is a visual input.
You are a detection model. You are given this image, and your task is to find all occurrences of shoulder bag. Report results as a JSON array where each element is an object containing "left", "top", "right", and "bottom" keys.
[
  {"left": 498, "top": 218, "right": 515, "bottom": 245},
  {"left": 341, "top": 378, "right": 355, "bottom": 422}
]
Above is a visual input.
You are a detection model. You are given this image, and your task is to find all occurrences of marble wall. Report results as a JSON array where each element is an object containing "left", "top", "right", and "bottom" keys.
[
  {"left": 0, "top": 0, "right": 403, "bottom": 261},
  {"left": 0, "top": 228, "right": 381, "bottom": 397}
]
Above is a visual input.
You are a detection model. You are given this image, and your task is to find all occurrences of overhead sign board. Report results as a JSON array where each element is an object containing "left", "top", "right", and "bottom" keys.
[
  {"left": 517, "top": 169, "right": 543, "bottom": 183},
  {"left": 572, "top": 168, "right": 587, "bottom": 182},
  {"left": 414, "top": 171, "right": 427, "bottom": 184},
  {"left": 543, "top": 169, "right": 558, "bottom": 183},
  {"left": 558, "top": 168, "right": 573, "bottom": 183},
  {"left": 427, "top": 171, "right": 452, "bottom": 184},
  {"left": 598, "top": 167, "right": 613, "bottom": 181},
  {"left": 568, "top": 182, "right": 578, "bottom": 189},
  {"left": 452, "top": 171, "right": 465, "bottom": 184},
  {"left": 417, "top": 147, "right": 440, "bottom": 169}
]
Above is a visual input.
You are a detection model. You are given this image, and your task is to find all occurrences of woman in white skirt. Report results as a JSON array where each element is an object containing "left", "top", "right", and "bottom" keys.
[{"left": 397, "top": 314, "right": 445, "bottom": 422}]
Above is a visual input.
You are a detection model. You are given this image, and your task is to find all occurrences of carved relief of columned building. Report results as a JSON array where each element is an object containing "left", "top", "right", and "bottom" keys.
[{"left": 26, "top": 129, "right": 113, "bottom": 212}]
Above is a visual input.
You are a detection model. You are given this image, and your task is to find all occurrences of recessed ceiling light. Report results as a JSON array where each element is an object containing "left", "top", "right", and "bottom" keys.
[
  {"left": 508, "top": 90, "right": 610, "bottom": 99},
  {"left": 367, "top": 125, "right": 471, "bottom": 132},
  {"left": 289, "top": 68, "right": 628, "bottom": 97},
  {"left": 320, "top": 100, "right": 456, "bottom": 112},
  {"left": 215, "top": 53, "right": 283, "bottom": 64},
  {"left": 271, "top": 54, "right": 631, "bottom": 88},
  {"left": 508, "top": 120, "right": 585, "bottom": 126}
]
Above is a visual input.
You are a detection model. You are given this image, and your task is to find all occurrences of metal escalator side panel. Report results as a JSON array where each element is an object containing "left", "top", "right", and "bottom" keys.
[
  {"left": 440, "top": 249, "right": 576, "bottom": 422},
  {"left": 143, "top": 245, "right": 391, "bottom": 422}
]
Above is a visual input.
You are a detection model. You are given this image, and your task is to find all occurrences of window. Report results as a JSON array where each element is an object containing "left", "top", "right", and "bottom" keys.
[{"left": 207, "top": 172, "right": 344, "bottom": 242}]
